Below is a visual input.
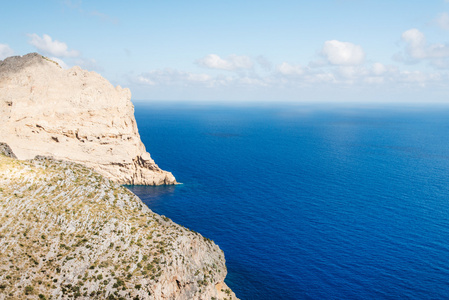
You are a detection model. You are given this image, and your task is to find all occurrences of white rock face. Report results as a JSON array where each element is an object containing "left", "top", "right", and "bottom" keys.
[{"left": 0, "top": 53, "right": 176, "bottom": 185}]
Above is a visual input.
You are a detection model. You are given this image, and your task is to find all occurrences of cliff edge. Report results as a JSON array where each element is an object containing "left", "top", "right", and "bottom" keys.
[
  {"left": 0, "top": 53, "right": 176, "bottom": 185},
  {"left": 0, "top": 151, "right": 237, "bottom": 299}
]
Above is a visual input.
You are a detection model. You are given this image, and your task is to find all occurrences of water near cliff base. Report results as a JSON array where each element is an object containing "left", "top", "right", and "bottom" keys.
[{"left": 128, "top": 102, "right": 449, "bottom": 300}]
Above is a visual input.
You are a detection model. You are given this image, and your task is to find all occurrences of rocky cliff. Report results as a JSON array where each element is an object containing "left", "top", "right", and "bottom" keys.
[
  {"left": 0, "top": 53, "right": 176, "bottom": 185},
  {"left": 0, "top": 148, "right": 237, "bottom": 300}
]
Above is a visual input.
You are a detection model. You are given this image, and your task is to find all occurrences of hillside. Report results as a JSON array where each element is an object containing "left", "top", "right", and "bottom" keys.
[{"left": 0, "top": 145, "right": 237, "bottom": 300}]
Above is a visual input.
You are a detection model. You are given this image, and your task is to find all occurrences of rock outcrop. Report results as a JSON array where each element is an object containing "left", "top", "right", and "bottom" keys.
[
  {"left": 0, "top": 152, "right": 237, "bottom": 299},
  {"left": 0, "top": 142, "right": 16, "bottom": 159},
  {"left": 0, "top": 53, "right": 176, "bottom": 185}
]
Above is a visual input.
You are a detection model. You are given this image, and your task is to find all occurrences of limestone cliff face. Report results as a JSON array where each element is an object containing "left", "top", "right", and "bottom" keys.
[
  {"left": 0, "top": 152, "right": 237, "bottom": 300},
  {"left": 0, "top": 53, "right": 176, "bottom": 185}
]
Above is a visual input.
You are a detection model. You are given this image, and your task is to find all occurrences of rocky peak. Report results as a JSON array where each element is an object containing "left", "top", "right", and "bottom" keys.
[
  {"left": 0, "top": 53, "right": 56, "bottom": 73},
  {"left": 0, "top": 53, "right": 176, "bottom": 185}
]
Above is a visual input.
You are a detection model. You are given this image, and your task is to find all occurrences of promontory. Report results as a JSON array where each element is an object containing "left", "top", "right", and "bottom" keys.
[
  {"left": 0, "top": 54, "right": 238, "bottom": 299},
  {"left": 0, "top": 53, "right": 176, "bottom": 185}
]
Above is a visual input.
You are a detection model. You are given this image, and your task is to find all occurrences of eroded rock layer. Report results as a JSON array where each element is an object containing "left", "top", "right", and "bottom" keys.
[{"left": 0, "top": 53, "right": 176, "bottom": 185}]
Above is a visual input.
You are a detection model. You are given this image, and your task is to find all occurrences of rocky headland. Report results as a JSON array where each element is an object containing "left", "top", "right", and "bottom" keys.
[
  {"left": 0, "top": 53, "right": 176, "bottom": 185},
  {"left": 0, "top": 54, "right": 238, "bottom": 299},
  {"left": 0, "top": 147, "right": 237, "bottom": 299}
]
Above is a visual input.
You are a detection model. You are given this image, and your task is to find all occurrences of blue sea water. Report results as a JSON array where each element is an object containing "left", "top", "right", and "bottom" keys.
[{"left": 127, "top": 102, "right": 449, "bottom": 300}]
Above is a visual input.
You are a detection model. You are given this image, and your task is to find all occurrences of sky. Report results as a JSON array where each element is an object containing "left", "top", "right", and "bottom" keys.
[{"left": 1, "top": 0, "right": 449, "bottom": 103}]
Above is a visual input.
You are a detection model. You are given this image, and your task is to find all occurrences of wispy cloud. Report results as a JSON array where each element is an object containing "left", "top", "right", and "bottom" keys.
[
  {"left": 28, "top": 34, "right": 80, "bottom": 58},
  {"left": 135, "top": 69, "right": 213, "bottom": 86},
  {"left": 435, "top": 12, "right": 449, "bottom": 30},
  {"left": 196, "top": 54, "right": 253, "bottom": 71},
  {"left": 255, "top": 55, "right": 273, "bottom": 71},
  {"left": 0, "top": 44, "right": 14, "bottom": 60},
  {"left": 63, "top": 0, "right": 119, "bottom": 24},
  {"left": 75, "top": 58, "right": 104, "bottom": 72},
  {"left": 132, "top": 61, "right": 445, "bottom": 93},
  {"left": 276, "top": 62, "right": 304, "bottom": 76}
]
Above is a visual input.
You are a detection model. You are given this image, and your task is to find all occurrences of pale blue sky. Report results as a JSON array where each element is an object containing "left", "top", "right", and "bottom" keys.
[{"left": 2, "top": 0, "right": 449, "bottom": 102}]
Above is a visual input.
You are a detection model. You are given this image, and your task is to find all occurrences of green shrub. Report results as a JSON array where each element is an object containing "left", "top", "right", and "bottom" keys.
[{"left": 25, "top": 286, "right": 34, "bottom": 295}]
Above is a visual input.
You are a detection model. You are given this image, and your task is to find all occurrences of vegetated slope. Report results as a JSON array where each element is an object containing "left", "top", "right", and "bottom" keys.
[{"left": 0, "top": 151, "right": 237, "bottom": 300}]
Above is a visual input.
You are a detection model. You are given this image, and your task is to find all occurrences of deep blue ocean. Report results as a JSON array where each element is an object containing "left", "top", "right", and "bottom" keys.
[{"left": 127, "top": 102, "right": 449, "bottom": 300}]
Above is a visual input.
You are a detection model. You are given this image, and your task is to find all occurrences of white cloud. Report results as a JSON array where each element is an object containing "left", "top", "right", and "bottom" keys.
[
  {"left": 337, "top": 66, "right": 367, "bottom": 79},
  {"left": 237, "top": 77, "right": 268, "bottom": 87},
  {"left": 0, "top": 44, "right": 14, "bottom": 60},
  {"left": 402, "top": 29, "right": 449, "bottom": 58},
  {"left": 401, "top": 29, "right": 427, "bottom": 59},
  {"left": 436, "top": 13, "right": 449, "bottom": 30},
  {"left": 131, "top": 60, "right": 446, "bottom": 99},
  {"left": 397, "top": 70, "right": 442, "bottom": 86},
  {"left": 275, "top": 61, "right": 442, "bottom": 88},
  {"left": 196, "top": 54, "right": 253, "bottom": 70},
  {"left": 277, "top": 62, "right": 304, "bottom": 76},
  {"left": 428, "top": 44, "right": 449, "bottom": 58},
  {"left": 321, "top": 40, "right": 365, "bottom": 65},
  {"left": 399, "top": 29, "right": 449, "bottom": 67},
  {"left": 365, "top": 64, "right": 442, "bottom": 87},
  {"left": 186, "top": 73, "right": 212, "bottom": 82},
  {"left": 28, "top": 34, "right": 80, "bottom": 58},
  {"left": 364, "top": 64, "right": 398, "bottom": 85},
  {"left": 306, "top": 72, "right": 336, "bottom": 84},
  {"left": 134, "top": 68, "right": 273, "bottom": 89}
]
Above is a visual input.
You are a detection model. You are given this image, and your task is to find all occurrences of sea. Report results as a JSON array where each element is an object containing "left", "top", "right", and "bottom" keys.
[{"left": 127, "top": 102, "right": 449, "bottom": 300}]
